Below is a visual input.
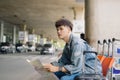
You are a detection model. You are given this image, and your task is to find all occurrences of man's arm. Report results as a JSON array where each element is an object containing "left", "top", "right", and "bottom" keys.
[
  {"left": 43, "top": 64, "right": 58, "bottom": 72},
  {"left": 43, "top": 63, "right": 67, "bottom": 72},
  {"left": 63, "top": 42, "right": 85, "bottom": 74}
]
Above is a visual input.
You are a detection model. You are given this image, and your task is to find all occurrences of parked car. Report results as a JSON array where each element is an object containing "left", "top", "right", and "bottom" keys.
[
  {"left": 36, "top": 44, "right": 43, "bottom": 51},
  {"left": 15, "top": 43, "right": 28, "bottom": 53},
  {"left": 9, "top": 44, "right": 16, "bottom": 53},
  {"left": 27, "top": 44, "right": 35, "bottom": 52},
  {"left": 40, "top": 43, "right": 55, "bottom": 55},
  {"left": 0, "top": 42, "right": 16, "bottom": 54}
]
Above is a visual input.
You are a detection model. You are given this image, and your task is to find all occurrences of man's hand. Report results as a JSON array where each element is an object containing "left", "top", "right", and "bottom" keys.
[{"left": 43, "top": 64, "right": 59, "bottom": 72}]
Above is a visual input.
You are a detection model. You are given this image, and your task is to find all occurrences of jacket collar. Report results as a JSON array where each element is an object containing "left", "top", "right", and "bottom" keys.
[{"left": 66, "top": 33, "right": 73, "bottom": 46}]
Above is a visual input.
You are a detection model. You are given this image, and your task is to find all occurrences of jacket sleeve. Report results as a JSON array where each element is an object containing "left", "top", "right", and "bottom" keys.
[
  {"left": 64, "top": 42, "right": 86, "bottom": 74},
  {"left": 57, "top": 48, "right": 71, "bottom": 67}
]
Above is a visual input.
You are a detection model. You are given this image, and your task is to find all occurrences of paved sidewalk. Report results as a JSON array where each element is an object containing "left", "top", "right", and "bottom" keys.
[{"left": 0, "top": 54, "right": 59, "bottom": 80}]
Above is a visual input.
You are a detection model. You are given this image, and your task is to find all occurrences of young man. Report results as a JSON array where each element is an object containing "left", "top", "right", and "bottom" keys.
[{"left": 43, "top": 19, "right": 102, "bottom": 80}]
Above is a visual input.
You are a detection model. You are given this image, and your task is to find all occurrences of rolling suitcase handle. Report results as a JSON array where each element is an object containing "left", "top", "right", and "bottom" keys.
[
  {"left": 97, "top": 40, "right": 105, "bottom": 54},
  {"left": 97, "top": 40, "right": 106, "bottom": 63},
  {"left": 83, "top": 51, "right": 97, "bottom": 55},
  {"left": 97, "top": 40, "right": 102, "bottom": 53}
]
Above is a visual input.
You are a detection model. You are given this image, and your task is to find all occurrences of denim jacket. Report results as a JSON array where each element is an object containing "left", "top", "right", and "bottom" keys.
[{"left": 53, "top": 33, "right": 102, "bottom": 74}]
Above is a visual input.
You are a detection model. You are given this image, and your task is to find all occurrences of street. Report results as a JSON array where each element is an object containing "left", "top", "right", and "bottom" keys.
[{"left": 0, "top": 52, "right": 59, "bottom": 80}]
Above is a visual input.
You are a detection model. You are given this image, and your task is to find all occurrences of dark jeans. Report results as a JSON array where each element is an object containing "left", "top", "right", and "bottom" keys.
[{"left": 54, "top": 71, "right": 80, "bottom": 80}]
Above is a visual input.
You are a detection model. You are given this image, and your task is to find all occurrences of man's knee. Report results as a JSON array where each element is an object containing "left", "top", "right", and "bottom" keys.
[
  {"left": 60, "top": 73, "right": 80, "bottom": 80},
  {"left": 54, "top": 71, "right": 66, "bottom": 79},
  {"left": 60, "top": 76, "right": 68, "bottom": 80},
  {"left": 60, "top": 75, "right": 73, "bottom": 80}
]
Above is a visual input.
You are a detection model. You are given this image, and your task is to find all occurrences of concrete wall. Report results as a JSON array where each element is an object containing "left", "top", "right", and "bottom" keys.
[{"left": 85, "top": 0, "right": 120, "bottom": 47}]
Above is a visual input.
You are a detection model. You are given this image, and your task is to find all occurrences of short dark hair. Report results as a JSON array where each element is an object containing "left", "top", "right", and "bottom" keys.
[
  {"left": 55, "top": 18, "right": 73, "bottom": 31},
  {"left": 80, "top": 33, "right": 86, "bottom": 41}
]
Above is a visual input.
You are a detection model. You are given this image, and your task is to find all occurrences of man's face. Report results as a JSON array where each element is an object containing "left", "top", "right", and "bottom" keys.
[{"left": 56, "top": 25, "right": 71, "bottom": 39}]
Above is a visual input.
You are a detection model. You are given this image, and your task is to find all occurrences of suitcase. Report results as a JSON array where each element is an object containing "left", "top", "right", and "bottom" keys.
[
  {"left": 111, "top": 38, "right": 120, "bottom": 80},
  {"left": 74, "top": 51, "right": 106, "bottom": 80}
]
